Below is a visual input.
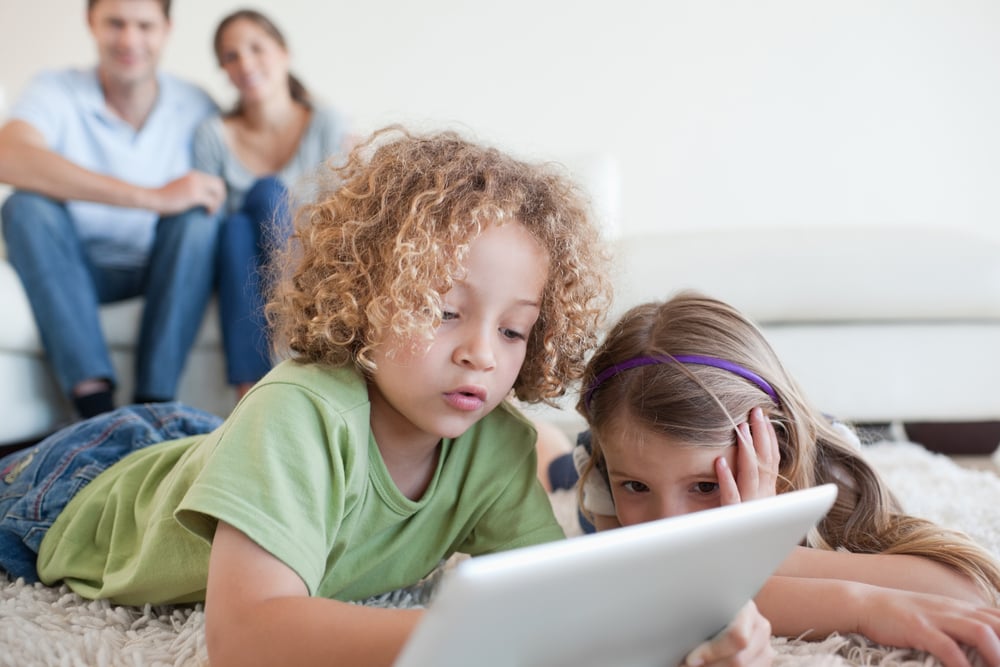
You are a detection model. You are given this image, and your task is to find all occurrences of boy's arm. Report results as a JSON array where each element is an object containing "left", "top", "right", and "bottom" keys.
[
  {"left": 757, "top": 575, "right": 1000, "bottom": 667},
  {"left": 205, "top": 521, "right": 423, "bottom": 667},
  {"left": 0, "top": 119, "right": 226, "bottom": 214},
  {"left": 776, "top": 546, "right": 990, "bottom": 604}
]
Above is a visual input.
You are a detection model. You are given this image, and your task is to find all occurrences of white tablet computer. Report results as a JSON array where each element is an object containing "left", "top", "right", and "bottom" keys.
[{"left": 394, "top": 483, "right": 837, "bottom": 667}]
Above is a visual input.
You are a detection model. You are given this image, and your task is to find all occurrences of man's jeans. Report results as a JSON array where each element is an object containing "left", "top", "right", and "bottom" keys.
[
  {"left": 1, "top": 191, "right": 221, "bottom": 401},
  {"left": 0, "top": 403, "right": 222, "bottom": 582}
]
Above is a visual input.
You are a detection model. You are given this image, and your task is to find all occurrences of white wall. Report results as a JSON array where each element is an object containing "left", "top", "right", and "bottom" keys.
[{"left": 2, "top": 1, "right": 1000, "bottom": 236}]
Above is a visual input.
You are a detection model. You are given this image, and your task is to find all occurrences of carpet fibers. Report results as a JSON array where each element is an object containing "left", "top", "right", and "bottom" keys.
[{"left": 1, "top": 440, "right": 998, "bottom": 666}]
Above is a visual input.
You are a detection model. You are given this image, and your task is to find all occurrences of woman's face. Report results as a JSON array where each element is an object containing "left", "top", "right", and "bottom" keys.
[
  {"left": 599, "top": 424, "right": 736, "bottom": 526},
  {"left": 216, "top": 18, "right": 290, "bottom": 104}
]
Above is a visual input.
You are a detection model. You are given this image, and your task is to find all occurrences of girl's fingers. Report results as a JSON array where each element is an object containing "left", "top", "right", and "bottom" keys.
[
  {"left": 736, "top": 421, "right": 757, "bottom": 497},
  {"left": 716, "top": 456, "right": 741, "bottom": 506},
  {"left": 731, "top": 408, "right": 781, "bottom": 504},
  {"left": 684, "top": 601, "right": 774, "bottom": 667},
  {"left": 749, "top": 407, "right": 779, "bottom": 497}
]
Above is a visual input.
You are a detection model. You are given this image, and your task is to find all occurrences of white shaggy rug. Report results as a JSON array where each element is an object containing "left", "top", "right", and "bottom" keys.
[{"left": 1, "top": 440, "right": 998, "bottom": 667}]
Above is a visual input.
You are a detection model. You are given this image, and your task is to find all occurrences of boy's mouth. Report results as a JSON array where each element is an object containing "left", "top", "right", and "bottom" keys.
[{"left": 443, "top": 386, "right": 487, "bottom": 411}]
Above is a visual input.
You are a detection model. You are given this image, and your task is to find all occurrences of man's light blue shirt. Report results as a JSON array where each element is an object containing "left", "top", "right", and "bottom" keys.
[{"left": 9, "top": 68, "right": 217, "bottom": 268}]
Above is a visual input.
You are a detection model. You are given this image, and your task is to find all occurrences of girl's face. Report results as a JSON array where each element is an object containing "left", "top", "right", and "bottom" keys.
[
  {"left": 600, "top": 424, "right": 737, "bottom": 526},
  {"left": 367, "top": 222, "right": 550, "bottom": 451},
  {"left": 216, "top": 18, "right": 290, "bottom": 104}
]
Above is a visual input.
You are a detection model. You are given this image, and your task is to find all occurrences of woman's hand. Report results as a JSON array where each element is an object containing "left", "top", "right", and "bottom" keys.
[
  {"left": 717, "top": 407, "right": 780, "bottom": 505},
  {"left": 682, "top": 600, "right": 774, "bottom": 666}
]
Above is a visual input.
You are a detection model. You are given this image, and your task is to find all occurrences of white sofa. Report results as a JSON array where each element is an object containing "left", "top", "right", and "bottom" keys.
[
  {"left": 521, "top": 223, "right": 1000, "bottom": 443},
  {"left": 0, "top": 256, "right": 234, "bottom": 445},
  {"left": 4, "top": 187, "right": 1000, "bottom": 448}
]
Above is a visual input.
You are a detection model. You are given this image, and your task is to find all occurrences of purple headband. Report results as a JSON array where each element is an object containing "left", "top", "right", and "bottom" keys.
[{"left": 584, "top": 354, "right": 780, "bottom": 410}]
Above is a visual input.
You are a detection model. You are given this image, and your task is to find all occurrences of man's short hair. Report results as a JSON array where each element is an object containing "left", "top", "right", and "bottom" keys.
[{"left": 87, "top": 0, "right": 171, "bottom": 19}]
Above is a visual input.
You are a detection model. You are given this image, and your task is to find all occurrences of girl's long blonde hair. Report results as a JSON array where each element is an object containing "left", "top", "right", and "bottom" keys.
[
  {"left": 267, "top": 126, "right": 611, "bottom": 403},
  {"left": 578, "top": 291, "right": 1000, "bottom": 599}
]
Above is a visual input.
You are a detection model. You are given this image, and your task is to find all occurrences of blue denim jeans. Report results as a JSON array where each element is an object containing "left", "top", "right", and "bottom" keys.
[
  {"left": 1, "top": 191, "right": 221, "bottom": 401},
  {"left": 216, "top": 176, "right": 290, "bottom": 385},
  {"left": 0, "top": 403, "right": 222, "bottom": 583}
]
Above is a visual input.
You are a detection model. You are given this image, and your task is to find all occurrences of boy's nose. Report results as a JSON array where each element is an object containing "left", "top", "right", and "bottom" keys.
[{"left": 455, "top": 329, "right": 496, "bottom": 371}]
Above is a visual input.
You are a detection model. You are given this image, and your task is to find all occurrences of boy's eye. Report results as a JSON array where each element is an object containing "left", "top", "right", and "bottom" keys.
[
  {"left": 621, "top": 480, "right": 649, "bottom": 494},
  {"left": 500, "top": 327, "right": 525, "bottom": 341},
  {"left": 693, "top": 481, "right": 719, "bottom": 495}
]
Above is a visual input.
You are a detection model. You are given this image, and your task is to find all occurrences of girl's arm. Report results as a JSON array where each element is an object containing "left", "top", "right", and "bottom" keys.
[
  {"left": 756, "top": 576, "right": 1000, "bottom": 667},
  {"left": 723, "top": 411, "right": 991, "bottom": 605},
  {"left": 205, "top": 521, "right": 422, "bottom": 667},
  {"left": 776, "top": 546, "right": 991, "bottom": 604}
]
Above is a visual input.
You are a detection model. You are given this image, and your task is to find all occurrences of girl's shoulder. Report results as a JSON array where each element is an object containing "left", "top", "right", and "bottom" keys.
[{"left": 305, "top": 105, "right": 350, "bottom": 143}]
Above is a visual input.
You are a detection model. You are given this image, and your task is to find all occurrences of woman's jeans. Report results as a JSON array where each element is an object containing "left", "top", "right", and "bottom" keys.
[
  {"left": 0, "top": 403, "right": 222, "bottom": 583},
  {"left": 217, "top": 177, "right": 290, "bottom": 386},
  {"left": 1, "top": 192, "right": 221, "bottom": 401}
]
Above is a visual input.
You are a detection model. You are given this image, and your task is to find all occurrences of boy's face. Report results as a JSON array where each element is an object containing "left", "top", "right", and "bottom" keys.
[
  {"left": 601, "top": 424, "right": 736, "bottom": 526},
  {"left": 368, "top": 221, "right": 549, "bottom": 450},
  {"left": 88, "top": 0, "right": 170, "bottom": 88}
]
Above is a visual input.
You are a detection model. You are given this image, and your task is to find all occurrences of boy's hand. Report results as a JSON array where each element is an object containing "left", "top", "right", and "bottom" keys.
[{"left": 717, "top": 407, "right": 780, "bottom": 505}]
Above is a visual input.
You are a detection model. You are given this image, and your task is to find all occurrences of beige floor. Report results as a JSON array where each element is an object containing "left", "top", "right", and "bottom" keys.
[{"left": 951, "top": 454, "right": 999, "bottom": 474}]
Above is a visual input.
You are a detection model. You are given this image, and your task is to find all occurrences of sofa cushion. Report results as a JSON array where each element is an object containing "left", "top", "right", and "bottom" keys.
[
  {"left": 0, "top": 260, "right": 220, "bottom": 354},
  {"left": 611, "top": 225, "right": 1000, "bottom": 323}
]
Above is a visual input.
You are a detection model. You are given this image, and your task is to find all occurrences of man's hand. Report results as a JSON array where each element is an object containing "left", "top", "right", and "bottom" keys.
[{"left": 149, "top": 171, "right": 226, "bottom": 215}]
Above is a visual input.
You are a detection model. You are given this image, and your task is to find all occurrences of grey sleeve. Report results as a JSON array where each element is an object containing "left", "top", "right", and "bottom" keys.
[{"left": 192, "top": 116, "right": 226, "bottom": 176}]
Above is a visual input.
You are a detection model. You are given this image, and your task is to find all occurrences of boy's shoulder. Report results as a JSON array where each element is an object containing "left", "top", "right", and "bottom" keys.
[{"left": 254, "top": 360, "right": 370, "bottom": 412}]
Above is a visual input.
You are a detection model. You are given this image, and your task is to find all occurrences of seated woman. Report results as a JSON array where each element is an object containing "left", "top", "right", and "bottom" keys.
[
  {"left": 550, "top": 291, "right": 1000, "bottom": 667},
  {"left": 194, "top": 9, "right": 352, "bottom": 399}
]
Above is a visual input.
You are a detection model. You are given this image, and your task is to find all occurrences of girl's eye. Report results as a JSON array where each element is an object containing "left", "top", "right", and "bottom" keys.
[
  {"left": 441, "top": 310, "right": 458, "bottom": 321},
  {"left": 621, "top": 480, "right": 649, "bottom": 494},
  {"left": 500, "top": 327, "right": 525, "bottom": 341},
  {"left": 693, "top": 481, "right": 719, "bottom": 495}
]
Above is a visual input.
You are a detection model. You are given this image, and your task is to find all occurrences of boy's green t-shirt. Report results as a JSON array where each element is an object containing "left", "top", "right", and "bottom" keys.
[{"left": 36, "top": 362, "right": 565, "bottom": 605}]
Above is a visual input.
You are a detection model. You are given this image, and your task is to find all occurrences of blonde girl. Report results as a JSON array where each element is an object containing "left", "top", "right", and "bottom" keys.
[{"left": 576, "top": 291, "right": 1000, "bottom": 667}]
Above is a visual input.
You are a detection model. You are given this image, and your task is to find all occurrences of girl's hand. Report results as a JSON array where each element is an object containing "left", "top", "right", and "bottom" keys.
[
  {"left": 717, "top": 407, "right": 780, "bottom": 505},
  {"left": 682, "top": 601, "right": 774, "bottom": 666},
  {"left": 856, "top": 587, "right": 1000, "bottom": 667}
]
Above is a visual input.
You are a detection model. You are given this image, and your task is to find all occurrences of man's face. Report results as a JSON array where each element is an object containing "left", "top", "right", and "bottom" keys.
[{"left": 88, "top": 0, "right": 170, "bottom": 87}]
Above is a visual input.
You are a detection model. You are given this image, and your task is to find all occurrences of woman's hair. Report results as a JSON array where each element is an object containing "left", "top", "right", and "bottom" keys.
[
  {"left": 578, "top": 291, "right": 1000, "bottom": 599},
  {"left": 266, "top": 125, "right": 611, "bottom": 403},
  {"left": 213, "top": 9, "right": 311, "bottom": 112}
]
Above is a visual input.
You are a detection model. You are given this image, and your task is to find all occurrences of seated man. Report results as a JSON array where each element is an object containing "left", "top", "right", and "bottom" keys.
[{"left": 0, "top": 0, "right": 225, "bottom": 418}]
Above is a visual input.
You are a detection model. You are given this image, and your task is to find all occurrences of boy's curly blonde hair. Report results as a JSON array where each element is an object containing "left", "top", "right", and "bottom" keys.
[{"left": 266, "top": 126, "right": 611, "bottom": 403}]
